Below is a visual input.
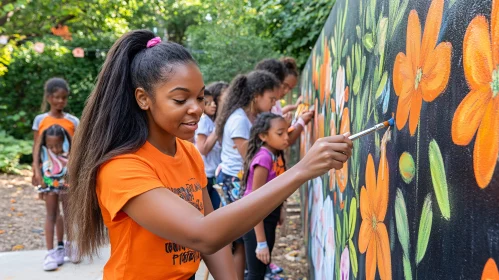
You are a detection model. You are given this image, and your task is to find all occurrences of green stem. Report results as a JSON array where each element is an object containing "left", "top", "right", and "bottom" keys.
[{"left": 416, "top": 119, "right": 420, "bottom": 202}]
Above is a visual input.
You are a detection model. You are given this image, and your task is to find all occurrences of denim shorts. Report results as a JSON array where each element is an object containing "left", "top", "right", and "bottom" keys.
[{"left": 216, "top": 172, "right": 244, "bottom": 244}]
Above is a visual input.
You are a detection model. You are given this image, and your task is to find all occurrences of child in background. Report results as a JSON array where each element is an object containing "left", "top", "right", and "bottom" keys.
[
  {"left": 206, "top": 81, "right": 229, "bottom": 109},
  {"left": 66, "top": 30, "right": 352, "bottom": 280},
  {"left": 215, "top": 70, "right": 280, "bottom": 280},
  {"left": 195, "top": 88, "right": 222, "bottom": 209},
  {"left": 31, "top": 78, "right": 79, "bottom": 271},
  {"left": 240, "top": 113, "right": 288, "bottom": 280},
  {"left": 255, "top": 58, "right": 313, "bottom": 146},
  {"left": 36, "top": 125, "right": 71, "bottom": 270},
  {"left": 280, "top": 57, "right": 299, "bottom": 100}
]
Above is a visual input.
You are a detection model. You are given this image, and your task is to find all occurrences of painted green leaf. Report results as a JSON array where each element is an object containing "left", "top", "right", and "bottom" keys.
[
  {"left": 353, "top": 74, "right": 361, "bottom": 95},
  {"left": 331, "top": 37, "right": 337, "bottom": 57},
  {"left": 336, "top": 250, "right": 341, "bottom": 280},
  {"left": 375, "top": 71, "right": 388, "bottom": 99},
  {"left": 346, "top": 56, "right": 352, "bottom": 84},
  {"left": 391, "top": 0, "right": 410, "bottom": 38},
  {"left": 389, "top": 0, "right": 399, "bottom": 22},
  {"left": 349, "top": 239, "right": 359, "bottom": 277},
  {"left": 395, "top": 189, "right": 410, "bottom": 254},
  {"left": 339, "top": 213, "right": 345, "bottom": 248},
  {"left": 361, "top": 55, "right": 366, "bottom": 78},
  {"left": 336, "top": 212, "right": 342, "bottom": 248},
  {"left": 363, "top": 33, "right": 374, "bottom": 52},
  {"left": 429, "top": 139, "right": 451, "bottom": 220},
  {"left": 377, "top": 17, "right": 388, "bottom": 56},
  {"left": 349, "top": 197, "right": 357, "bottom": 239},
  {"left": 341, "top": 0, "right": 348, "bottom": 32},
  {"left": 342, "top": 39, "right": 349, "bottom": 58},
  {"left": 399, "top": 152, "right": 416, "bottom": 184},
  {"left": 356, "top": 25, "right": 361, "bottom": 39},
  {"left": 416, "top": 194, "right": 433, "bottom": 265},
  {"left": 403, "top": 254, "right": 413, "bottom": 280}
]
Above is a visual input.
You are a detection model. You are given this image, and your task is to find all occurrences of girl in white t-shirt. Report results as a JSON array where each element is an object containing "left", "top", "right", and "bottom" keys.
[{"left": 215, "top": 70, "right": 281, "bottom": 280}]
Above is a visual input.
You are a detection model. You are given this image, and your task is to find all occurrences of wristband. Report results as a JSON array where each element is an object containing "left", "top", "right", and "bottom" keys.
[
  {"left": 295, "top": 117, "right": 306, "bottom": 129},
  {"left": 257, "top": 241, "right": 268, "bottom": 250}
]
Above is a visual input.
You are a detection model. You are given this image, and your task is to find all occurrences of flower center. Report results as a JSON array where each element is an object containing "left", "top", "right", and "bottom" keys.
[
  {"left": 414, "top": 68, "right": 423, "bottom": 90},
  {"left": 371, "top": 214, "right": 377, "bottom": 230},
  {"left": 492, "top": 66, "right": 499, "bottom": 98}
]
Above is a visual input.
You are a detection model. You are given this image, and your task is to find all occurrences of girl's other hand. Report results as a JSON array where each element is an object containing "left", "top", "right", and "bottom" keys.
[
  {"left": 294, "top": 134, "right": 353, "bottom": 180},
  {"left": 255, "top": 247, "right": 270, "bottom": 265},
  {"left": 32, "top": 173, "right": 42, "bottom": 187}
]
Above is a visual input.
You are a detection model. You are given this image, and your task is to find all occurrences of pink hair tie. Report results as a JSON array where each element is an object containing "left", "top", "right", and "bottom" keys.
[{"left": 146, "top": 37, "right": 161, "bottom": 48}]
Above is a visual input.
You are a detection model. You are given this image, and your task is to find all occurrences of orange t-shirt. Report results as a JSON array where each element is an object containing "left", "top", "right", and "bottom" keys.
[
  {"left": 32, "top": 112, "right": 79, "bottom": 136},
  {"left": 96, "top": 139, "right": 207, "bottom": 280}
]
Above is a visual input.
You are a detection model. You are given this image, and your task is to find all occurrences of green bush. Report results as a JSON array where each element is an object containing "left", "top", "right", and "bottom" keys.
[
  {"left": 187, "top": 24, "right": 278, "bottom": 83},
  {"left": 0, "top": 37, "right": 105, "bottom": 139},
  {"left": 0, "top": 130, "right": 32, "bottom": 174}
]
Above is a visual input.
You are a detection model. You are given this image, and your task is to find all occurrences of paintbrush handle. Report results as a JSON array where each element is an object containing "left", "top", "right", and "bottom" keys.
[{"left": 348, "top": 123, "right": 386, "bottom": 140}]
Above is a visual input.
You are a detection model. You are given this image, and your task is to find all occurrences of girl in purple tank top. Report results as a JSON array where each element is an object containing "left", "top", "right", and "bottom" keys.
[{"left": 240, "top": 113, "right": 289, "bottom": 280}]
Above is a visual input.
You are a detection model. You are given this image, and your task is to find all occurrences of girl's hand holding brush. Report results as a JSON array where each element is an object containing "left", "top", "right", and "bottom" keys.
[{"left": 293, "top": 133, "right": 353, "bottom": 180}]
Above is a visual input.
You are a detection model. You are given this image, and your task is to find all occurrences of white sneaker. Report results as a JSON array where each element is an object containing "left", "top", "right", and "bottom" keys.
[
  {"left": 43, "top": 251, "right": 58, "bottom": 271},
  {"left": 53, "top": 247, "right": 65, "bottom": 266},
  {"left": 64, "top": 241, "right": 80, "bottom": 264}
]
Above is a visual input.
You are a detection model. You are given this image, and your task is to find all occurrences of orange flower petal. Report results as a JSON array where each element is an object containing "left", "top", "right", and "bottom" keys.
[
  {"left": 376, "top": 223, "right": 393, "bottom": 280},
  {"left": 340, "top": 107, "right": 350, "bottom": 134},
  {"left": 420, "top": 0, "right": 444, "bottom": 63},
  {"left": 359, "top": 219, "right": 374, "bottom": 253},
  {"left": 473, "top": 99, "right": 499, "bottom": 188},
  {"left": 360, "top": 186, "right": 371, "bottom": 220},
  {"left": 451, "top": 87, "right": 491, "bottom": 145},
  {"left": 393, "top": 53, "right": 415, "bottom": 98},
  {"left": 463, "top": 16, "right": 493, "bottom": 89},
  {"left": 395, "top": 86, "right": 412, "bottom": 131},
  {"left": 482, "top": 258, "right": 499, "bottom": 280},
  {"left": 408, "top": 93, "right": 423, "bottom": 135},
  {"left": 344, "top": 86, "right": 349, "bottom": 102},
  {"left": 406, "top": 10, "right": 422, "bottom": 72},
  {"left": 421, "top": 42, "right": 452, "bottom": 102},
  {"left": 492, "top": 0, "right": 499, "bottom": 65},
  {"left": 376, "top": 150, "right": 390, "bottom": 222},
  {"left": 366, "top": 154, "right": 377, "bottom": 194},
  {"left": 366, "top": 234, "right": 377, "bottom": 280},
  {"left": 318, "top": 113, "right": 325, "bottom": 139}
]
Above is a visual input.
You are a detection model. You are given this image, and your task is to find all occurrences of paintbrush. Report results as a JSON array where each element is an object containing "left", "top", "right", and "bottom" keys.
[{"left": 348, "top": 118, "right": 395, "bottom": 140}]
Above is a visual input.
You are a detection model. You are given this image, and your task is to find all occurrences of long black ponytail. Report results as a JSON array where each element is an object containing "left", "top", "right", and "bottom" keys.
[
  {"left": 215, "top": 70, "right": 280, "bottom": 140},
  {"left": 67, "top": 29, "right": 197, "bottom": 260}
]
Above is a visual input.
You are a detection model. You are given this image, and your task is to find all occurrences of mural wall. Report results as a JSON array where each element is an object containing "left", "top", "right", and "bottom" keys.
[{"left": 298, "top": 0, "right": 499, "bottom": 279}]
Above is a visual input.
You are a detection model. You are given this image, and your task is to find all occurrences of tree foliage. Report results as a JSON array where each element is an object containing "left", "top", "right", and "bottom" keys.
[{"left": 0, "top": 0, "right": 336, "bottom": 172}]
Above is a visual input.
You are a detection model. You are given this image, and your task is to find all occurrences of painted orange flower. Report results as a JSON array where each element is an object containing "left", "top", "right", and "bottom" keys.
[
  {"left": 313, "top": 98, "right": 324, "bottom": 142},
  {"left": 393, "top": 0, "right": 452, "bottom": 135},
  {"left": 359, "top": 152, "right": 391, "bottom": 280},
  {"left": 336, "top": 107, "right": 350, "bottom": 192},
  {"left": 313, "top": 52, "right": 319, "bottom": 91},
  {"left": 482, "top": 258, "right": 499, "bottom": 280},
  {"left": 320, "top": 40, "right": 332, "bottom": 105},
  {"left": 451, "top": 0, "right": 499, "bottom": 189}
]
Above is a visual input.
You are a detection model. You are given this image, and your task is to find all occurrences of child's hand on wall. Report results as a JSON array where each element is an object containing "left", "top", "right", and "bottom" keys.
[{"left": 300, "top": 111, "right": 314, "bottom": 125}]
